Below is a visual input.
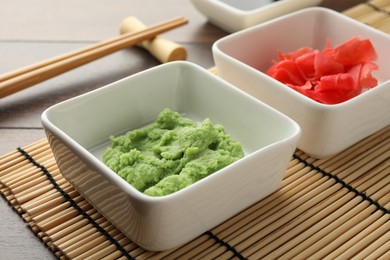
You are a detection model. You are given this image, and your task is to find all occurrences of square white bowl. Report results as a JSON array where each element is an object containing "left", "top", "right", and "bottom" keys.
[
  {"left": 213, "top": 7, "right": 390, "bottom": 158},
  {"left": 191, "top": 0, "right": 323, "bottom": 33},
  {"left": 41, "top": 61, "right": 300, "bottom": 251}
]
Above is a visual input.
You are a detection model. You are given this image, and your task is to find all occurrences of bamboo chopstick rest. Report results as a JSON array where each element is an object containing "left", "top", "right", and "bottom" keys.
[{"left": 119, "top": 16, "right": 187, "bottom": 63}]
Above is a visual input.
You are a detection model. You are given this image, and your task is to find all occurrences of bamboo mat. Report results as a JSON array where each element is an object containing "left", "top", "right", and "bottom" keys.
[
  {"left": 2, "top": 123, "right": 390, "bottom": 260},
  {"left": 1, "top": 0, "right": 390, "bottom": 259},
  {"left": 343, "top": 0, "right": 390, "bottom": 33}
]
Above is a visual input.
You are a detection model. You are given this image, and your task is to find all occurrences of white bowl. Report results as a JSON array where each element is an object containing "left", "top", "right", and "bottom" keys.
[
  {"left": 41, "top": 61, "right": 300, "bottom": 251},
  {"left": 213, "top": 7, "right": 390, "bottom": 158},
  {"left": 191, "top": 0, "right": 323, "bottom": 33}
]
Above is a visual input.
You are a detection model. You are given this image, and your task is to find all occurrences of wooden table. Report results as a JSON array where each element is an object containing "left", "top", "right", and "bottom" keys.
[{"left": 0, "top": 0, "right": 365, "bottom": 258}]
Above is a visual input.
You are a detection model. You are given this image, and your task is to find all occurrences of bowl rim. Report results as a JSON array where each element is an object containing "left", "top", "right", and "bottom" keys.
[
  {"left": 41, "top": 61, "right": 301, "bottom": 202},
  {"left": 191, "top": 0, "right": 311, "bottom": 15}
]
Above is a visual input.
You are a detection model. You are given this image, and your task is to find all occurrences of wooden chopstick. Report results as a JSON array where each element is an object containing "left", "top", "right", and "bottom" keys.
[{"left": 0, "top": 17, "right": 188, "bottom": 99}]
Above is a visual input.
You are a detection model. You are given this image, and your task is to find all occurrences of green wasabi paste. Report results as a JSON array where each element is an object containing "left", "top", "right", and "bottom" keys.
[{"left": 103, "top": 108, "right": 244, "bottom": 196}]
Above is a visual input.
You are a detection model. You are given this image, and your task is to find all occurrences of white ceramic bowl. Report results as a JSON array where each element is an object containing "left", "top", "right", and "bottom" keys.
[
  {"left": 213, "top": 7, "right": 390, "bottom": 159},
  {"left": 191, "top": 0, "right": 323, "bottom": 33},
  {"left": 41, "top": 61, "right": 300, "bottom": 251}
]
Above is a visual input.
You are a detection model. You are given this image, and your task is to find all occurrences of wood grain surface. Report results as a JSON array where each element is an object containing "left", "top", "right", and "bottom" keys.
[{"left": 0, "top": 0, "right": 365, "bottom": 258}]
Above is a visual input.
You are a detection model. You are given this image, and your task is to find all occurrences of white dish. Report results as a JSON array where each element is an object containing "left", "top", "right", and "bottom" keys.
[
  {"left": 41, "top": 61, "right": 300, "bottom": 251},
  {"left": 191, "top": 0, "right": 323, "bottom": 33},
  {"left": 213, "top": 7, "right": 390, "bottom": 158}
]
